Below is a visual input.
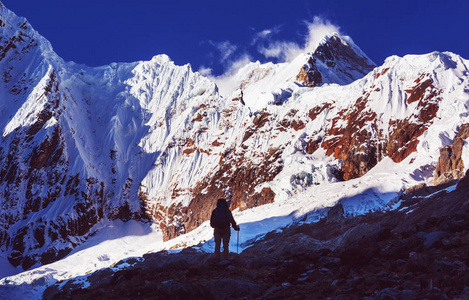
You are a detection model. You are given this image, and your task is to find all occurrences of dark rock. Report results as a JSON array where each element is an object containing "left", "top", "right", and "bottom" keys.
[
  {"left": 447, "top": 219, "right": 465, "bottom": 232},
  {"left": 373, "top": 287, "right": 400, "bottom": 300},
  {"left": 333, "top": 295, "right": 354, "bottom": 300},
  {"left": 416, "top": 231, "right": 426, "bottom": 239},
  {"left": 454, "top": 260, "right": 468, "bottom": 272},
  {"left": 377, "top": 277, "right": 399, "bottom": 290},
  {"left": 340, "top": 223, "right": 384, "bottom": 246},
  {"left": 318, "top": 256, "right": 342, "bottom": 267},
  {"left": 141, "top": 250, "right": 171, "bottom": 271},
  {"left": 217, "top": 260, "right": 231, "bottom": 267},
  {"left": 460, "top": 286, "right": 469, "bottom": 299},
  {"left": 400, "top": 289, "right": 418, "bottom": 300},
  {"left": 327, "top": 204, "right": 345, "bottom": 221},
  {"left": 262, "top": 285, "right": 283, "bottom": 299},
  {"left": 401, "top": 279, "right": 421, "bottom": 291},
  {"left": 205, "top": 278, "right": 263, "bottom": 300},
  {"left": 432, "top": 260, "right": 466, "bottom": 275},
  {"left": 390, "top": 259, "right": 406, "bottom": 272},
  {"left": 248, "top": 256, "right": 277, "bottom": 269},
  {"left": 88, "top": 267, "right": 114, "bottom": 288},
  {"left": 407, "top": 252, "right": 430, "bottom": 272},
  {"left": 110, "top": 268, "right": 142, "bottom": 286},
  {"left": 424, "top": 231, "right": 450, "bottom": 249},
  {"left": 42, "top": 285, "right": 62, "bottom": 300},
  {"left": 244, "top": 232, "right": 325, "bottom": 260},
  {"left": 158, "top": 280, "right": 213, "bottom": 300},
  {"left": 338, "top": 237, "right": 380, "bottom": 267},
  {"left": 158, "top": 256, "right": 189, "bottom": 271},
  {"left": 278, "top": 259, "right": 306, "bottom": 278},
  {"left": 426, "top": 291, "right": 449, "bottom": 300},
  {"left": 457, "top": 170, "right": 469, "bottom": 190}
]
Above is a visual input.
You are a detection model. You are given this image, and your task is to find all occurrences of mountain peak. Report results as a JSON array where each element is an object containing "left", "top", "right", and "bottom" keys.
[
  {"left": 317, "top": 32, "right": 342, "bottom": 47},
  {"left": 316, "top": 33, "right": 374, "bottom": 62},
  {"left": 150, "top": 54, "right": 172, "bottom": 65},
  {"left": 0, "top": 1, "right": 57, "bottom": 64},
  {"left": 301, "top": 33, "right": 376, "bottom": 86}
]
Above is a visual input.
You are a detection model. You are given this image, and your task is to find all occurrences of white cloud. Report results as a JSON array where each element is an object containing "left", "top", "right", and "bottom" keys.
[
  {"left": 197, "top": 66, "right": 213, "bottom": 77},
  {"left": 200, "top": 54, "right": 251, "bottom": 97},
  {"left": 208, "top": 40, "right": 238, "bottom": 61},
  {"left": 251, "top": 26, "right": 282, "bottom": 45},
  {"left": 199, "top": 17, "right": 340, "bottom": 97},
  {"left": 258, "top": 41, "right": 302, "bottom": 63},
  {"left": 303, "top": 17, "right": 341, "bottom": 53},
  {"left": 201, "top": 39, "right": 253, "bottom": 96},
  {"left": 258, "top": 29, "right": 273, "bottom": 38},
  {"left": 209, "top": 55, "right": 252, "bottom": 96},
  {"left": 258, "top": 17, "right": 340, "bottom": 62}
]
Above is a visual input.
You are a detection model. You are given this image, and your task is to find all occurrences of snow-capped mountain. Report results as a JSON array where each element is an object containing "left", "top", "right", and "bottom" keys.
[
  {"left": 0, "top": 3, "right": 226, "bottom": 269},
  {"left": 227, "top": 32, "right": 376, "bottom": 111},
  {"left": 0, "top": 0, "right": 469, "bottom": 278}
]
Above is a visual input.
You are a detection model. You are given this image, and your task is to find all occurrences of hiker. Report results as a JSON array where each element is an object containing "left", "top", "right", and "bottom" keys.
[{"left": 210, "top": 198, "right": 240, "bottom": 261}]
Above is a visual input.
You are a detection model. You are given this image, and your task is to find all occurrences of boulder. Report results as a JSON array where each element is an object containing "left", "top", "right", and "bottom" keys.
[
  {"left": 373, "top": 287, "right": 400, "bottom": 300},
  {"left": 158, "top": 280, "right": 212, "bottom": 300},
  {"left": 205, "top": 278, "right": 263, "bottom": 300},
  {"left": 248, "top": 256, "right": 277, "bottom": 269},
  {"left": 424, "top": 231, "right": 450, "bottom": 249},
  {"left": 407, "top": 252, "right": 430, "bottom": 272}
]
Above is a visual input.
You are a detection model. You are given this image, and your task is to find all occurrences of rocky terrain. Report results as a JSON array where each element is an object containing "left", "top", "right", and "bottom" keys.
[{"left": 42, "top": 172, "right": 469, "bottom": 300}]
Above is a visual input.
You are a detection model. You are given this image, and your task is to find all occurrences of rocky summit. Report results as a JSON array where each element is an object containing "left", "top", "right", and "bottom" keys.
[{"left": 0, "top": 1, "right": 468, "bottom": 299}]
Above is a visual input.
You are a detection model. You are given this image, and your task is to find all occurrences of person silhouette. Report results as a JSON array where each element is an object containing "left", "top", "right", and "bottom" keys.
[{"left": 210, "top": 198, "right": 240, "bottom": 261}]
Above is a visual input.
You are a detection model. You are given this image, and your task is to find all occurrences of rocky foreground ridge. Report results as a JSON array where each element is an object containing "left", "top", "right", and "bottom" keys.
[
  {"left": 43, "top": 173, "right": 469, "bottom": 300},
  {"left": 0, "top": 1, "right": 469, "bottom": 273}
]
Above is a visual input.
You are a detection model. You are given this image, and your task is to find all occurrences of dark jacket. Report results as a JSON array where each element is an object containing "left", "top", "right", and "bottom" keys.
[{"left": 210, "top": 199, "right": 239, "bottom": 233}]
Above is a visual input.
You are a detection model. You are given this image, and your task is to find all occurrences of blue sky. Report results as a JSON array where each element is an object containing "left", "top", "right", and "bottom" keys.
[{"left": 3, "top": 0, "right": 468, "bottom": 76}]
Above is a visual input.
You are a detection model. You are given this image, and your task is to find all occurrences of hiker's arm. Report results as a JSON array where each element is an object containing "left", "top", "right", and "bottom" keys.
[{"left": 229, "top": 211, "right": 240, "bottom": 231}]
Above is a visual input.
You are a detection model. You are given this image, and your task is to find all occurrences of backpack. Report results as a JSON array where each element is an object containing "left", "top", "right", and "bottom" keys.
[{"left": 211, "top": 207, "right": 230, "bottom": 228}]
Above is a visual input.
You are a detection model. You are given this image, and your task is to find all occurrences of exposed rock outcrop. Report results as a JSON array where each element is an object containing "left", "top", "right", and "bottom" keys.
[
  {"left": 321, "top": 71, "right": 442, "bottom": 180},
  {"left": 313, "top": 34, "right": 376, "bottom": 84},
  {"left": 296, "top": 34, "right": 375, "bottom": 88},
  {"left": 296, "top": 57, "right": 322, "bottom": 87},
  {"left": 433, "top": 123, "right": 469, "bottom": 184}
]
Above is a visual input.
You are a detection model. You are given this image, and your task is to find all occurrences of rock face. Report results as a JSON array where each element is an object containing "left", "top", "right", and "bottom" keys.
[
  {"left": 296, "top": 34, "right": 376, "bottom": 88},
  {"left": 1, "top": 3, "right": 469, "bottom": 270},
  {"left": 310, "top": 34, "right": 376, "bottom": 85},
  {"left": 433, "top": 123, "right": 469, "bottom": 184},
  {"left": 322, "top": 70, "right": 443, "bottom": 180},
  {"left": 296, "top": 57, "right": 322, "bottom": 87}
]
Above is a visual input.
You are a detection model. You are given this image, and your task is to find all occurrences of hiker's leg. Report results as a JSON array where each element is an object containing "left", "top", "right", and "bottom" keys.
[
  {"left": 222, "top": 232, "right": 230, "bottom": 260},
  {"left": 214, "top": 233, "right": 221, "bottom": 261}
]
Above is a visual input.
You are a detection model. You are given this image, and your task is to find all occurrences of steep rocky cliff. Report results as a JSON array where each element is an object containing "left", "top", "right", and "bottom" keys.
[{"left": 433, "top": 123, "right": 469, "bottom": 184}]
